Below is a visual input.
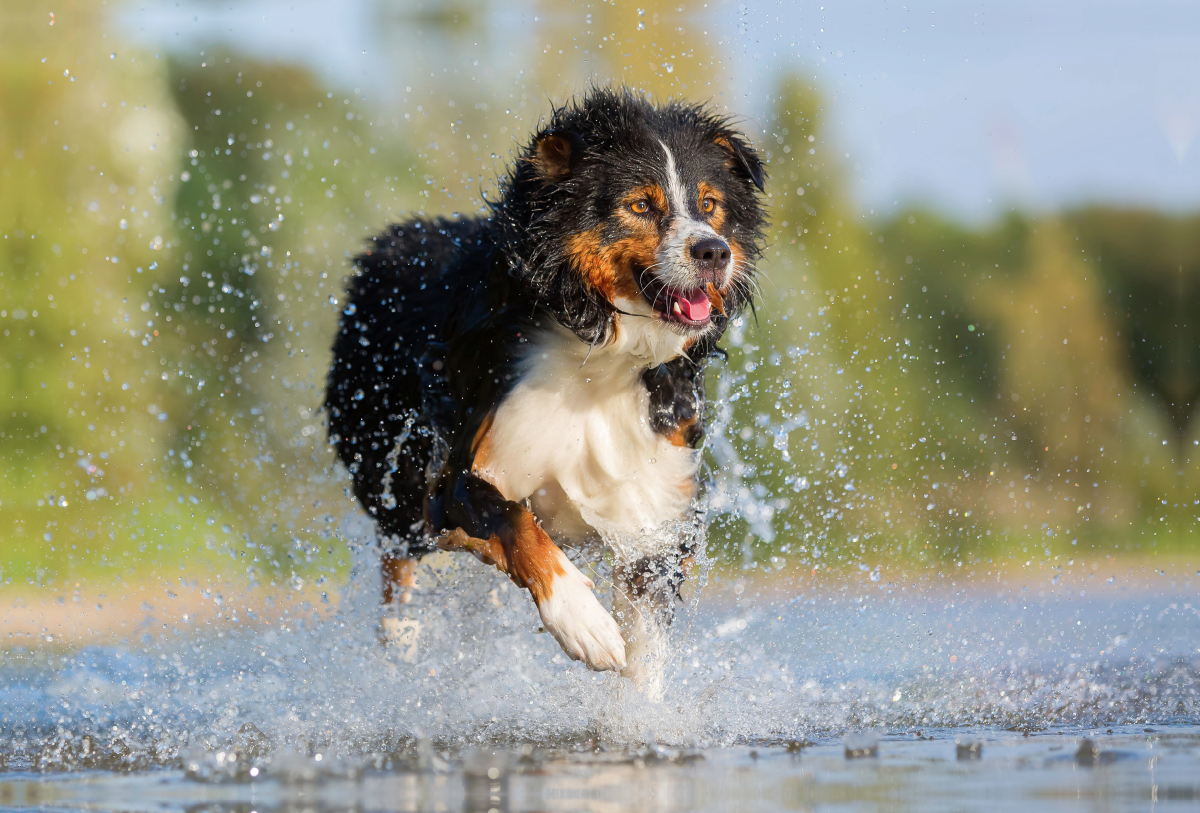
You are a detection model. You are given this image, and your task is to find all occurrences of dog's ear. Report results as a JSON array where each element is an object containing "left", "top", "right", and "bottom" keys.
[
  {"left": 531, "top": 130, "right": 585, "bottom": 182},
  {"left": 714, "top": 131, "right": 766, "bottom": 192}
]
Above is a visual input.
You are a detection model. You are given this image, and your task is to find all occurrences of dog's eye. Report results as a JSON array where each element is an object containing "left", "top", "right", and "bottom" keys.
[
  {"left": 630, "top": 199, "right": 650, "bottom": 215},
  {"left": 700, "top": 197, "right": 717, "bottom": 214}
]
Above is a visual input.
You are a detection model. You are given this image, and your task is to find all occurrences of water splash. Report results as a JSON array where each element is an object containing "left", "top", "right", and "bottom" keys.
[
  {"left": 5, "top": 309, "right": 1200, "bottom": 771},
  {"left": 4, "top": 499, "right": 1199, "bottom": 774}
]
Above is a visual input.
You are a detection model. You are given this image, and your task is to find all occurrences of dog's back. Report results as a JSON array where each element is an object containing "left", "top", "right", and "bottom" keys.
[{"left": 327, "top": 217, "right": 489, "bottom": 552}]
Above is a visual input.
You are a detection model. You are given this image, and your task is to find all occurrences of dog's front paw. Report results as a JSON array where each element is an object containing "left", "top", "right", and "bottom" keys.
[{"left": 537, "top": 555, "right": 627, "bottom": 672}]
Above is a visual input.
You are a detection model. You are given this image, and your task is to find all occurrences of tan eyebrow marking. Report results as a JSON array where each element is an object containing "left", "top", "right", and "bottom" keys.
[
  {"left": 697, "top": 181, "right": 724, "bottom": 203},
  {"left": 623, "top": 183, "right": 668, "bottom": 215},
  {"left": 698, "top": 182, "right": 727, "bottom": 231}
]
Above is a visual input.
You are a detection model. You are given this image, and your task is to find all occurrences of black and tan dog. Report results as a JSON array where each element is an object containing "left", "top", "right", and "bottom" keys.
[{"left": 327, "top": 87, "right": 765, "bottom": 679}]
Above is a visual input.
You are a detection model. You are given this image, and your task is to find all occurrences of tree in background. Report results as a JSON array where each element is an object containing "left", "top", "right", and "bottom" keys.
[
  {"left": 3, "top": 1, "right": 1197, "bottom": 594},
  {"left": 1, "top": 0, "right": 199, "bottom": 587},
  {"left": 0, "top": 5, "right": 424, "bottom": 589},
  {"left": 713, "top": 78, "right": 1200, "bottom": 574}
]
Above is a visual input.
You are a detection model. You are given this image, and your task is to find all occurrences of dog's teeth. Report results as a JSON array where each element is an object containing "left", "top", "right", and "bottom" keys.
[{"left": 672, "top": 301, "right": 682, "bottom": 314}]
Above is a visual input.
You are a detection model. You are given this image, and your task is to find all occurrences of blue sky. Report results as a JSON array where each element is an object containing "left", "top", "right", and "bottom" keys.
[
  {"left": 121, "top": 0, "right": 1200, "bottom": 223},
  {"left": 738, "top": 0, "right": 1200, "bottom": 221}
]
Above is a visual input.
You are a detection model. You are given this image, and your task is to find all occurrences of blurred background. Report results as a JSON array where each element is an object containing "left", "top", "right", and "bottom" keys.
[{"left": 3, "top": 0, "right": 1199, "bottom": 599}]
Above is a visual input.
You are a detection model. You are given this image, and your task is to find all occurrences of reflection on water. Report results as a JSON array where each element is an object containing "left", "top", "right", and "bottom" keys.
[
  {"left": 2, "top": 728, "right": 1199, "bottom": 812},
  {"left": 2, "top": 539, "right": 1197, "bottom": 769},
  {"left": 3, "top": 582, "right": 1198, "bottom": 812}
]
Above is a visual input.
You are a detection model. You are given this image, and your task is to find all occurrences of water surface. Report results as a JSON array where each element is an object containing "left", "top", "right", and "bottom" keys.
[{"left": 3, "top": 553, "right": 1197, "bottom": 811}]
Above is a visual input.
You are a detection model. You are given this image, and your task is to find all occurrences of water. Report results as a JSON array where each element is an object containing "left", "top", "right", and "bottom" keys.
[
  {"left": 3, "top": 728, "right": 1199, "bottom": 812},
  {"left": 5, "top": 2, "right": 1200, "bottom": 808},
  {"left": 3, "top": 543, "right": 1198, "bottom": 809}
]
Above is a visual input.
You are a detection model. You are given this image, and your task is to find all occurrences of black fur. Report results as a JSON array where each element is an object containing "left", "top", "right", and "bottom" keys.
[
  {"left": 327, "top": 88, "right": 766, "bottom": 558},
  {"left": 643, "top": 357, "right": 705, "bottom": 448}
]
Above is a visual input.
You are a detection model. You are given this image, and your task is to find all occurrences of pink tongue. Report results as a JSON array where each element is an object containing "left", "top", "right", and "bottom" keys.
[{"left": 676, "top": 290, "right": 711, "bottom": 322}]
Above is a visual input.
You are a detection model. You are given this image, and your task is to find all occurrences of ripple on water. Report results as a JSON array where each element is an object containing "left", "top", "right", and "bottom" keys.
[{"left": 2, "top": 537, "right": 1199, "bottom": 773}]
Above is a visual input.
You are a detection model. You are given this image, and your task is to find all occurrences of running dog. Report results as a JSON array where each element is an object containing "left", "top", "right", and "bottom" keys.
[{"left": 327, "top": 87, "right": 765, "bottom": 680}]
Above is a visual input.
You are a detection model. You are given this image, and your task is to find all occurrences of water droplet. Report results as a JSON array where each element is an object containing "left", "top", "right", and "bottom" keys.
[{"left": 353, "top": 389, "right": 364, "bottom": 401}]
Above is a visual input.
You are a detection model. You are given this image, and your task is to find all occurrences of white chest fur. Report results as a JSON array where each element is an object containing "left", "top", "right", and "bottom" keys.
[{"left": 473, "top": 324, "right": 700, "bottom": 549}]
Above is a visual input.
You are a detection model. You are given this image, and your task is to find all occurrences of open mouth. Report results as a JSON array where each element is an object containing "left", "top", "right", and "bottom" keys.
[
  {"left": 654, "top": 287, "right": 712, "bottom": 326},
  {"left": 636, "top": 265, "right": 713, "bottom": 327}
]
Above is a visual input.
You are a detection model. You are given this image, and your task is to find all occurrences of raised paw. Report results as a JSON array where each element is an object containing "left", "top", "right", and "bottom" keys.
[{"left": 536, "top": 553, "right": 627, "bottom": 672}]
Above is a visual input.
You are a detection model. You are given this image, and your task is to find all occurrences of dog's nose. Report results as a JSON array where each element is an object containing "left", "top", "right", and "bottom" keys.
[{"left": 690, "top": 238, "right": 731, "bottom": 277}]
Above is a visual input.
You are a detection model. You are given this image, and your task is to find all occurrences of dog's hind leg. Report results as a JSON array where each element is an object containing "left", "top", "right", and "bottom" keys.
[
  {"left": 436, "top": 472, "right": 627, "bottom": 672},
  {"left": 381, "top": 552, "right": 418, "bottom": 606},
  {"left": 379, "top": 552, "right": 422, "bottom": 659}
]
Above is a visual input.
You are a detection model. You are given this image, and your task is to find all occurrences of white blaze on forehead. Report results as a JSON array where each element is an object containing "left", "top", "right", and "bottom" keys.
[
  {"left": 658, "top": 140, "right": 692, "bottom": 219},
  {"left": 656, "top": 140, "right": 723, "bottom": 290},
  {"left": 657, "top": 139, "right": 718, "bottom": 239}
]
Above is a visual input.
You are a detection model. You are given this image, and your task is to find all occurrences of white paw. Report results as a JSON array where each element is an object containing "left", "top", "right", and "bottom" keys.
[{"left": 537, "top": 554, "right": 627, "bottom": 672}]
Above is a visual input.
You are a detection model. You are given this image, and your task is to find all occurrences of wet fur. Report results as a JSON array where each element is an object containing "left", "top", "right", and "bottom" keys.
[{"left": 327, "top": 87, "right": 765, "bottom": 674}]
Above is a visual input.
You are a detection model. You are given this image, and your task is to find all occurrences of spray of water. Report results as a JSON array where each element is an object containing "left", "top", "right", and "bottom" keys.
[{"left": 3, "top": 314, "right": 1198, "bottom": 773}]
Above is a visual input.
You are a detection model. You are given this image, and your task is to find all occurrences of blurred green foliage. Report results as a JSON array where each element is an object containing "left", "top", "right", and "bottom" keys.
[
  {"left": 1, "top": 0, "right": 1196, "bottom": 593},
  {"left": 714, "top": 77, "right": 1200, "bottom": 571},
  {"left": 1, "top": 1, "right": 422, "bottom": 591}
]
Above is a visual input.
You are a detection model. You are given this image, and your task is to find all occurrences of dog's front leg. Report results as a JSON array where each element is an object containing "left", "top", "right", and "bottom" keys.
[
  {"left": 612, "top": 553, "right": 687, "bottom": 698},
  {"left": 437, "top": 472, "right": 626, "bottom": 672}
]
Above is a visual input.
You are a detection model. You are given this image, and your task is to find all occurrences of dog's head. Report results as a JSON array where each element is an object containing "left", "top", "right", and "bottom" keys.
[{"left": 498, "top": 88, "right": 766, "bottom": 362}]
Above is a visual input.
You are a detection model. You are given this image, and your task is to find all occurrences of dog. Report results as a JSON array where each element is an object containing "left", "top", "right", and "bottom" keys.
[{"left": 326, "top": 87, "right": 765, "bottom": 681}]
